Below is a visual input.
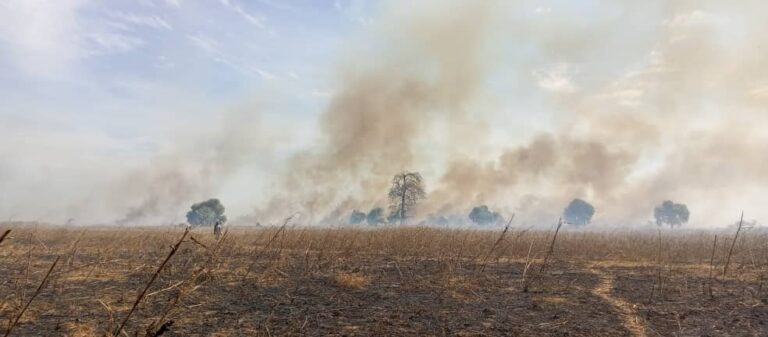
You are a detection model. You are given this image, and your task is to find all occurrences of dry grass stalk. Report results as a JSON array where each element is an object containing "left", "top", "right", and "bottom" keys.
[
  {"left": 477, "top": 214, "right": 514, "bottom": 273},
  {"left": 65, "top": 230, "right": 86, "bottom": 268},
  {"left": 520, "top": 238, "right": 538, "bottom": 289},
  {"left": 0, "top": 229, "right": 10, "bottom": 245},
  {"left": 707, "top": 235, "right": 718, "bottom": 299},
  {"left": 32, "top": 234, "right": 50, "bottom": 253},
  {"left": 242, "top": 215, "right": 293, "bottom": 280},
  {"left": 649, "top": 229, "right": 664, "bottom": 303},
  {"left": 189, "top": 236, "right": 209, "bottom": 250},
  {"left": 97, "top": 299, "right": 115, "bottom": 336},
  {"left": 722, "top": 211, "right": 744, "bottom": 278},
  {"left": 20, "top": 232, "right": 34, "bottom": 304},
  {"left": 308, "top": 228, "right": 334, "bottom": 273},
  {"left": 62, "top": 322, "right": 97, "bottom": 337},
  {"left": 523, "top": 218, "right": 562, "bottom": 292},
  {"left": 113, "top": 228, "right": 189, "bottom": 337},
  {"left": 147, "top": 320, "right": 173, "bottom": 337},
  {"left": 144, "top": 229, "right": 230, "bottom": 337},
  {"left": 4, "top": 255, "right": 60, "bottom": 337},
  {"left": 539, "top": 218, "right": 563, "bottom": 272}
]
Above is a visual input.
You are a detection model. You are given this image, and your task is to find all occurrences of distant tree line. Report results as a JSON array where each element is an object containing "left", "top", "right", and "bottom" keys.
[
  {"left": 342, "top": 173, "right": 692, "bottom": 228},
  {"left": 346, "top": 172, "right": 427, "bottom": 226}
]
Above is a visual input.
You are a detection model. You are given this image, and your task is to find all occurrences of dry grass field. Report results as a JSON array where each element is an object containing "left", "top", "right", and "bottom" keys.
[{"left": 0, "top": 224, "right": 766, "bottom": 336}]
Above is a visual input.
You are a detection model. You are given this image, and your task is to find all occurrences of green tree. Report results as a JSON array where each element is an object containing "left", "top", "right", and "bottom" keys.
[
  {"left": 563, "top": 198, "right": 595, "bottom": 226},
  {"left": 366, "top": 208, "right": 385, "bottom": 226},
  {"left": 468, "top": 205, "right": 501, "bottom": 226},
  {"left": 654, "top": 200, "right": 690, "bottom": 228},
  {"left": 186, "top": 198, "right": 227, "bottom": 227},
  {"left": 388, "top": 172, "right": 426, "bottom": 225},
  {"left": 349, "top": 210, "right": 366, "bottom": 225}
]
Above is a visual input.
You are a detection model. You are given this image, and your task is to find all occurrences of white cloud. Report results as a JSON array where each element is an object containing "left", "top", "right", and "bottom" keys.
[
  {"left": 164, "top": 0, "right": 182, "bottom": 8},
  {"left": 111, "top": 11, "right": 173, "bottom": 31},
  {"left": 219, "top": 0, "right": 265, "bottom": 28},
  {"left": 188, "top": 34, "right": 277, "bottom": 80},
  {"left": 256, "top": 0, "right": 298, "bottom": 12},
  {"left": 0, "top": 0, "right": 87, "bottom": 77},
  {"left": 0, "top": 1, "right": 163, "bottom": 75},
  {"left": 137, "top": 0, "right": 182, "bottom": 9},
  {"left": 532, "top": 63, "right": 578, "bottom": 93},
  {"left": 188, "top": 34, "right": 217, "bottom": 53},
  {"left": 333, "top": 0, "right": 374, "bottom": 27},
  {"left": 253, "top": 68, "right": 277, "bottom": 80},
  {"left": 86, "top": 32, "right": 144, "bottom": 55}
]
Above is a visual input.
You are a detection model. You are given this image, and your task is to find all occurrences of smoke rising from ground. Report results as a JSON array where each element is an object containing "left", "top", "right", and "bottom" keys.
[
  {"left": 113, "top": 100, "right": 283, "bottom": 225},
  {"left": 261, "top": 0, "right": 768, "bottom": 227},
  {"left": 260, "top": 1, "right": 498, "bottom": 223},
  {"left": 2, "top": 1, "right": 767, "bottom": 227}
]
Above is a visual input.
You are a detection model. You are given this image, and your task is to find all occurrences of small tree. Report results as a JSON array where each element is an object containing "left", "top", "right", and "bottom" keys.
[
  {"left": 186, "top": 198, "right": 227, "bottom": 227},
  {"left": 654, "top": 200, "right": 690, "bottom": 228},
  {"left": 388, "top": 172, "right": 426, "bottom": 225},
  {"left": 468, "top": 205, "right": 501, "bottom": 226},
  {"left": 563, "top": 198, "right": 595, "bottom": 226},
  {"left": 366, "top": 208, "right": 385, "bottom": 226},
  {"left": 349, "top": 210, "right": 366, "bottom": 225}
]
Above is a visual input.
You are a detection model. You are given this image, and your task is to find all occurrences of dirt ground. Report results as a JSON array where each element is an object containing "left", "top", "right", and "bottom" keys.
[{"left": 0, "top": 226, "right": 766, "bottom": 336}]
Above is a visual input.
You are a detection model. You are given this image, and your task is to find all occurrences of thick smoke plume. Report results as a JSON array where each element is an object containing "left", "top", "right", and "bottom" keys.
[
  {"left": 260, "top": 0, "right": 768, "bottom": 227},
  {"left": 260, "top": 1, "right": 498, "bottom": 223}
]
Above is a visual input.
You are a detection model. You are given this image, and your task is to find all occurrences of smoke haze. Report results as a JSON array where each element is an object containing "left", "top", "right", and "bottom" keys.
[
  {"left": 1, "top": 0, "right": 767, "bottom": 227},
  {"left": 261, "top": 0, "right": 768, "bottom": 227}
]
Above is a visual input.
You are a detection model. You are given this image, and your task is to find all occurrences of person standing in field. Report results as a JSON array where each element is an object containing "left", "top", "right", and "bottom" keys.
[{"left": 213, "top": 220, "right": 222, "bottom": 240}]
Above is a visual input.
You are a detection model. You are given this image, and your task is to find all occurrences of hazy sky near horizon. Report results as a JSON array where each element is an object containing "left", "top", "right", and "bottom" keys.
[
  {"left": 1, "top": 0, "right": 370, "bottom": 222},
  {"left": 1, "top": 0, "right": 766, "bottom": 227}
]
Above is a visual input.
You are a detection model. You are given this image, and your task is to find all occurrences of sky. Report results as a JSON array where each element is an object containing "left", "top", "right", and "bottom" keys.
[
  {"left": 0, "top": 0, "right": 370, "bottom": 222},
  {"left": 1, "top": 0, "right": 766, "bottom": 228}
]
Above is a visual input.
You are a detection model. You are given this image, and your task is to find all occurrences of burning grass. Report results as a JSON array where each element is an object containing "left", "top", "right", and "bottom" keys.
[{"left": 0, "top": 224, "right": 766, "bottom": 336}]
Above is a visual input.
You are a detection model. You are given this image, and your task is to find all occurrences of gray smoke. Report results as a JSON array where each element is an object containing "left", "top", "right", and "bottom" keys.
[{"left": 259, "top": 0, "right": 768, "bottom": 227}]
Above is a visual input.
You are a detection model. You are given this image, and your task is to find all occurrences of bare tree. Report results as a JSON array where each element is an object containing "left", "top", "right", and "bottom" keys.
[{"left": 388, "top": 172, "right": 426, "bottom": 225}]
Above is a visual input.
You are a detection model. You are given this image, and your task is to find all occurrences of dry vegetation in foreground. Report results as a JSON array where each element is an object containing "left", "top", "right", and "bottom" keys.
[{"left": 0, "top": 224, "right": 767, "bottom": 336}]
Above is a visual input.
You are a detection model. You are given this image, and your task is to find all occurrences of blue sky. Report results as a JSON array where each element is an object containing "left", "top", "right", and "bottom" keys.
[
  {"left": 0, "top": 0, "right": 374, "bottom": 139},
  {"left": 0, "top": 0, "right": 381, "bottom": 222}
]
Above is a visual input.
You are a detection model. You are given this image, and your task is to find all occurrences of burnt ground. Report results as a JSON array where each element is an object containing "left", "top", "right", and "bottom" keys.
[
  {"left": 609, "top": 264, "right": 768, "bottom": 337},
  {"left": 179, "top": 260, "right": 629, "bottom": 337},
  {"left": 0, "top": 228, "right": 766, "bottom": 337}
]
